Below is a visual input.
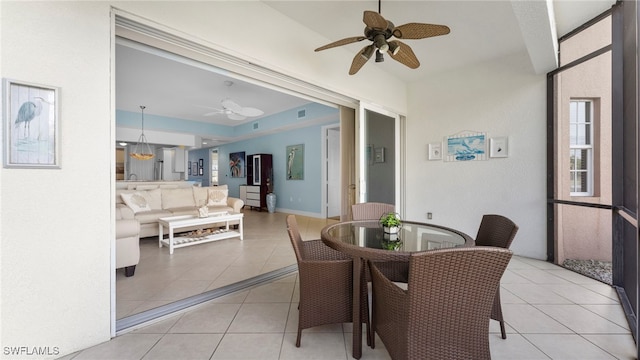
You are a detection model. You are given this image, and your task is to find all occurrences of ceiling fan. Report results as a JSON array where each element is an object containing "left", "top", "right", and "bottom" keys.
[
  {"left": 314, "top": 0, "right": 450, "bottom": 75},
  {"left": 203, "top": 98, "right": 264, "bottom": 121}
]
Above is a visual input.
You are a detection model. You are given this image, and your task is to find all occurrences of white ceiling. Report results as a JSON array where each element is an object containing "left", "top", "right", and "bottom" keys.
[
  {"left": 116, "top": 41, "right": 312, "bottom": 126},
  {"left": 116, "top": 0, "right": 615, "bottom": 146}
]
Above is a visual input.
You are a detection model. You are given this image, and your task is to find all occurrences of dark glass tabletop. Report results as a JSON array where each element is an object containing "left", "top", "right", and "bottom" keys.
[{"left": 321, "top": 220, "right": 473, "bottom": 255}]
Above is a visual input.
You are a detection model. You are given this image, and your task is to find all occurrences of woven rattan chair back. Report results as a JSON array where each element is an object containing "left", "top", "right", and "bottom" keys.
[
  {"left": 285, "top": 215, "right": 369, "bottom": 348},
  {"left": 474, "top": 214, "right": 518, "bottom": 339},
  {"left": 475, "top": 214, "right": 519, "bottom": 249},
  {"left": 351, "top": 202, "right": 395, "bottom": 221},
  {"left": 370, "top": 247, "right": 513, "bottom": 360}
]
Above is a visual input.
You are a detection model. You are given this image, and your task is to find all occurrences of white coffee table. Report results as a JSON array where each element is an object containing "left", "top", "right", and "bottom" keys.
[{"left": 158, "top": 211, "right": 244, "bottom": 254}]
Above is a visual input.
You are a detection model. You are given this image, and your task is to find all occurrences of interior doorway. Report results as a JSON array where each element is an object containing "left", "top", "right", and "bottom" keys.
[{"left": 210, "top": 148, "right": 219, "bottom": 185}]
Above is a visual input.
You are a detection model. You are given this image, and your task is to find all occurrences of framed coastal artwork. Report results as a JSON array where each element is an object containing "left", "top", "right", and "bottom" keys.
[
  {"left": 286, "top": 144, "right": 304, "bottom": 180},
  {"left": 445, "top": 131, "right": 487, "bottom": 162},
  {"left": 229, "top": 151, "right": 245, "bottom": 178},
  {"left": 490, "top": 137, "right": 509, "bottom": 158},
  {"left": 428, "top": 143, "right": 442, "bottom": 160},
  {"left": 3, "top": 79, "right": 60, "bottom": 168}
]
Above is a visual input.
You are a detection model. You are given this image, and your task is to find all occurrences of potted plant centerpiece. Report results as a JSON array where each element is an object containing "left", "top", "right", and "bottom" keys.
[{"left": 379, "top": 212, "right": 402, "bottom": 234}]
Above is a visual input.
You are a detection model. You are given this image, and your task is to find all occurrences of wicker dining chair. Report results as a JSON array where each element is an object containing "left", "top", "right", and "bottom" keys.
[
  {"left": 475, "top": 214, "right": 519, "bottom": 339},
  {"left": 351, "top": 202, "right": 395, "bottom": 221},
  {"left": 370, "top": 247, "right": 513, "bottom": 360},
  {"left": 285, "top": 215, "right": 370, "bottom": 347}
]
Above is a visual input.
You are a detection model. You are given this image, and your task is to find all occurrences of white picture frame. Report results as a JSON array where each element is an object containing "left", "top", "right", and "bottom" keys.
[
  {"left": 428, "top": 143, "right": 442, "bottom": 160},
  {"left": 490, "top": 137, "right": 509, "bottom": 158},
  {"left": 3, "top": 78, "right": 60, "bottom": 168}
]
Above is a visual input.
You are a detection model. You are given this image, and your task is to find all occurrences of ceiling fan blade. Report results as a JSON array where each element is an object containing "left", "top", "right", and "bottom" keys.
[
  {"left": 227, "top": 113, "right": 246, "bottom": 121},
  {"left": 392, "top": 23, "right": 450, "bottom": 39},
  {"left": 349, "top": 45, "right": 374, "bottom": 75},
  {"left": 221, "top": 98, "right": 242, "bottom": 113},
  {"left": 315, "top": 36, "right": 366, "bottom": 52},
  {"left": 363, "top": 10, "right": 388, "bottom": 30},
  {"left": 237, "top": 107, "right": 264, "bottom": 117},
  {"left": 203, "top": 111, "right": 223, "bottom": 116},
  {"left": 388, "top": 41, "right": 420, "bottom": 69}
]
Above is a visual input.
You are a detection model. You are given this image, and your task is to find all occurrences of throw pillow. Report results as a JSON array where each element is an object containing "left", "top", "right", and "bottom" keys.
[
  {"left": 207, "top": 185, "right": 228, "bottom": 206},
  {"left": 120, "top": 192, "right": 152, "bottom": 214}
]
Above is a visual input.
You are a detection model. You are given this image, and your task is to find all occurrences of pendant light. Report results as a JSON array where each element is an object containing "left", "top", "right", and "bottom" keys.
[{"left": 129, "top": 105, "right": 155, "bottom": 160}]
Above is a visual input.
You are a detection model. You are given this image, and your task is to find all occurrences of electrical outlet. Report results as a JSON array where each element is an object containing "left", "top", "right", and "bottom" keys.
[{"left": 427, "top": 212, "right": 433, "bottom": 220}]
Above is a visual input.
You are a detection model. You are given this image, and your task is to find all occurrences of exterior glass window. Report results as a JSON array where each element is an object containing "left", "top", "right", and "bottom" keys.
[{"left": 569, "top": 100, "right": 593, "bottom": 196}]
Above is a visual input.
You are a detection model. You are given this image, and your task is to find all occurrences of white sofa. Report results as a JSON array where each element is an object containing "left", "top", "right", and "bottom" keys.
[
  {"left": 116, "top": 217, "right": 140, "bottom": 277},
  {"left": 116, "top": 184, "right": 244, "bottom": 238}
]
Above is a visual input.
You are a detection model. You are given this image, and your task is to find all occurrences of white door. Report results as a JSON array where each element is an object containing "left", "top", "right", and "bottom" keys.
[{"left": 327, "top": 127, "right": 340, "bottom": 217}]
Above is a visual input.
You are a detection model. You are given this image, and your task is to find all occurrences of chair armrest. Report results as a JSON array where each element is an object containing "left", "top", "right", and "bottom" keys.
[
  {"left": 227, "top": 197, "right": 244, "bottom": 213},
  {"left": 370, "top": 261, "right": 408, "bottom": 301},
  {"left": 302, "top": 239, "right": 351, "bottom": 261}
]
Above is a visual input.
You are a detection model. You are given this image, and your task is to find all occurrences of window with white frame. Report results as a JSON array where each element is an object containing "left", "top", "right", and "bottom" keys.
[{"left": 569, "top": 100, "right": 593, "bottom": 196}]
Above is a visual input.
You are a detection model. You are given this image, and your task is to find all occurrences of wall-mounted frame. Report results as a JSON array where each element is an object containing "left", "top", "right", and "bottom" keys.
[
  {"left": 428, "top": 143, "right": 442, "bottom": 160},
  {"left": 188, "top": 161, "right": 192, "bottom": 175},
  {"left": 366, "top": 144, "right": 374, "bottom": 165},
  {"left": 229, "top": 151, "right": 245, "bottom": 178},
  {"left": 3, "top": 79, "right": 60, "bottom": 168},
  {"left": 490, "top": 137, "right": 509, "bottom": 158},
  {"left": 374, "top": 147, "right": 385, "bottom": 163},
  {"left": 199, "top": 167, "right": 203, "bottom": 176},
  {"left": 191, "top": 162, "right": 198, "bottom": 176},
  {"left": 445, "top": 130, "right": 487, "bottom": 162},
  {"left": 286, "top": 144, "right": 304, "bottom": 180},
  {"left": 198, "top": 158, "right": 204, "bottom": 167}
]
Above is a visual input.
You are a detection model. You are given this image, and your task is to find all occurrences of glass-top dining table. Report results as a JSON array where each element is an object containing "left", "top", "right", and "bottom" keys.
[{"left": 320, "top": 220, "right": 474, "bottom": 359}]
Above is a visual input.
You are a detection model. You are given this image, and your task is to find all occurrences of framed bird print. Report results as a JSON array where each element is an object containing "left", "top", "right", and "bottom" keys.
[{"left": 3, "top": 79, "right": 60, "bottom": 168}]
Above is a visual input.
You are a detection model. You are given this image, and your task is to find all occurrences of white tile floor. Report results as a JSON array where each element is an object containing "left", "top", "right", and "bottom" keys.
[{"left": 63, "top": 211, "right": 636, "bottom": 359}]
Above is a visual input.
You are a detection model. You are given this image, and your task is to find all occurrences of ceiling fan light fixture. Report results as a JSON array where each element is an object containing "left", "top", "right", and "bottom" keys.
[
  {"left": 375, "top": 49, "right": 385, "bottom": 63},
  {"left": 388, "top": 42, "right": 400, "bottom": 56},
  {"left": 373, "top": 34, "right": 389, "bottom": 53}
]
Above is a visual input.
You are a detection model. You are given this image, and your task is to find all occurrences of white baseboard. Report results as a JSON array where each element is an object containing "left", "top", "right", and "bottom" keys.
[{"left": 274, "top": 207, "right": 323, "bottom": 219}]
